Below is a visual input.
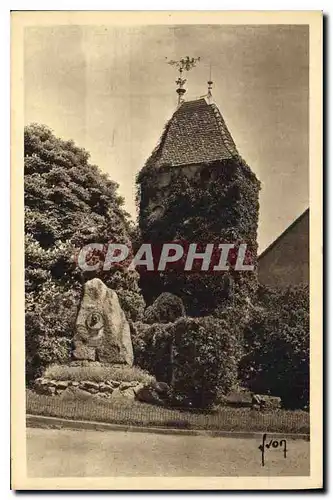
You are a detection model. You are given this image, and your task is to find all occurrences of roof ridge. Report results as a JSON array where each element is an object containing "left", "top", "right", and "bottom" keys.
[{"left": 210, "top": 103, "right": 238, "bottom": 158}]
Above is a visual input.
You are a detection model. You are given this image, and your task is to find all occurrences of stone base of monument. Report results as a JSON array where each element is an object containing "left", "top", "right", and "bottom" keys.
[
  {"left": 34, "top": 378, "right": 141, "bottom": 399},
  {"left": 33, "top": 372, "right": 171, "bottom": 405}
]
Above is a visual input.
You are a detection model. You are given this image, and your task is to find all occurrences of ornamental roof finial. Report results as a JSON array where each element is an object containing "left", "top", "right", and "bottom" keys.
[{"left": 207, "top": 63, "right": 213, "bottom": 104}]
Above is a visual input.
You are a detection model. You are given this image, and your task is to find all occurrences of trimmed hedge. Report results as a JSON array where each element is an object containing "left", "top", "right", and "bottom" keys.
[
  {"left": 131, "top": 315, "right": 241, "bottom": 408},
  {"left": 171, "top": 317, "right": 240, "bottom": 408},
  {"left": 143, "top": 292, "right": 185, "bottom": 324}
]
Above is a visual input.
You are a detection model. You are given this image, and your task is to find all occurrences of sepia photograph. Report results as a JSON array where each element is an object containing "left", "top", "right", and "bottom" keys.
[{"left": 11, "top": 10, "right": 323, "bottom": 490}]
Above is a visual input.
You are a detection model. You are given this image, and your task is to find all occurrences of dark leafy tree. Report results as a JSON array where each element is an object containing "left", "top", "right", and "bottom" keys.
[{"left": 25, "top": 124, "right": 145, "bottom": 382}]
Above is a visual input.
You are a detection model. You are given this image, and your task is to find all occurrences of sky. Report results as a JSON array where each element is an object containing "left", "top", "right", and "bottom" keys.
[{"left": 24, "top": 24, "right": 309, "bottom": 253}]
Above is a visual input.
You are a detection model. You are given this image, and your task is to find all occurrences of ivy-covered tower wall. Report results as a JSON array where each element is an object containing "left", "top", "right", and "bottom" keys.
[{"left": 137, "top": 98, "right": 260, "bottom": 317}]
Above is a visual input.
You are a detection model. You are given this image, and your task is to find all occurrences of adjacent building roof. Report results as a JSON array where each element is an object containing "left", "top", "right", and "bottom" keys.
[
  {"left": 145, "top": 98, "right": 239, "bottom": 169},
  {"left": 258, "top": 208, "right": 309, "bottom": 289}
]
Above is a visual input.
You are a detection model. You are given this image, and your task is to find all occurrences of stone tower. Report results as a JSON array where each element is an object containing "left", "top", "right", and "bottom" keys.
[{"left": 137, "top": 88, "right": 260, "bottom": 317}]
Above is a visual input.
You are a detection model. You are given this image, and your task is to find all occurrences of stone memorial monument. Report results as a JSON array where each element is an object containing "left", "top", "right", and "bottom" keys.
[{"left": 73, "top": 278, "right": 134, "bottom": 366}]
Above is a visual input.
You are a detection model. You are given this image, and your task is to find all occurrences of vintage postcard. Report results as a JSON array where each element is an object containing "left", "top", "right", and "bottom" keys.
[{"left": 11, "top": 11, "right": 323, "bottom": 490}]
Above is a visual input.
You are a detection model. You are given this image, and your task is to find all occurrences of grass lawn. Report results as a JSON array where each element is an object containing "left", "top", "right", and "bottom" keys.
[{"left": 26, "top": 390, "right": 309, "bottom": 435}]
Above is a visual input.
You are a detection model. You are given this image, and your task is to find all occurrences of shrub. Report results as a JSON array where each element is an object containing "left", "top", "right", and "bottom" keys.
[
  {"left": 239, "top": 284, "right": 309, "bottom": 409},
  {"left": 143, "top": 292, "right": 185, "bottom": 324},
  {"left": 171, "top": 316, "right": 240, "bottom": 408},
  {"left": 43, "top": 363, "right": 155, "bottom": 384},
  {"left": 131, "top": 321, "right": 173, "bottom": 383},
  {"left": 25, "top": 124, "right": 145, "bottom": 382},
  {"left": 25, "top": 281, "right": 81, "bottom": 381}
]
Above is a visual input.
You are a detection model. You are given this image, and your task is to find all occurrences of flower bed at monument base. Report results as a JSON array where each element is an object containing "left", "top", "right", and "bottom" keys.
[
  {"left": 26, "top": 389, "right": 309, "bottom": 435},
  {"left": 43, "top": 362, "right": 155, "bottom": 384}
]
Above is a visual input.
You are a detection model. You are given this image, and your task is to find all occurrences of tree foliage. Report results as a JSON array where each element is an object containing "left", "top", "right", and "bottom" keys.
[
  {"left": 25, "top": 124, "right": 145, "bottom": 382},
  {"left": 239, "top": 284, "right": 309, "bottom": 409}
]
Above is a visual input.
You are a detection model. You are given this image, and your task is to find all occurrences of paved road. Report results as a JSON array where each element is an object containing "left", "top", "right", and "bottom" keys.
[{"left": 27, "top": 427, "right": 309, "bottom": 477}]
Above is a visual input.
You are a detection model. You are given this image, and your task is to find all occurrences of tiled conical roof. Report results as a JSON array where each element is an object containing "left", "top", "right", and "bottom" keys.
[{"left": 145, "top": 98, "right": 239, "bottom": 169}]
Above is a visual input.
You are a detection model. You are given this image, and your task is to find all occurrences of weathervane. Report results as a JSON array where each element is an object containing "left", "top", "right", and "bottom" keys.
[{"left": 166, "top": 56, "right": 201, "bottom": 105}]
